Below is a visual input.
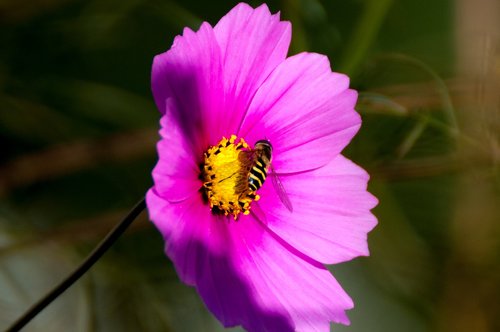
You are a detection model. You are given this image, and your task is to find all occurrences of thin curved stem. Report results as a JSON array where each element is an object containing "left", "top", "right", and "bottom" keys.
[{"left": 6, "top": 197, "right": 147, "bottom": 332}]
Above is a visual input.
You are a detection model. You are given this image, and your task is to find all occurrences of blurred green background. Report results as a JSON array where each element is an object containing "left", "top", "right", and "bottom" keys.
[{"left": 1, "top": 0, "right": 499, "bottom": 331}]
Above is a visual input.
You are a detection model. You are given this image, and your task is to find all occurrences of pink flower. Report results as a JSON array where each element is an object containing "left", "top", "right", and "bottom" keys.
[{"left": 146, "top": 3, "right": 377, "bottom": 331}]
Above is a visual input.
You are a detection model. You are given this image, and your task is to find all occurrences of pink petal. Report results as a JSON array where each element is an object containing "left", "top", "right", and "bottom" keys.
[
  {"left": 151, "top": 22, "right": 225, "bottom": 148},
  {"left": 212, "top": 3, "right": 291, "bottom": 137},
  {"left": 146, "top": 190, "right": 226, "bottom": 285},
  {"left": 257, "top": 155, "right": 378, "bottom": 264},
  {"left": 147, "top": 188, "right": 354, "bottom": 331},
  {"left": 151, "top": 104, "right": 202, "bottom": 203},
  {"left": 228, "top": 219, "right": 354, "bottom": 330},
  {"left": 151, "top": 3, "right": 291, "bottom": 147},
  {"left": 147, "top": 189, "right": 295, "bottom": 330},
  {"left": 240, "top": 52, "right": 361, "bottom": 173}
]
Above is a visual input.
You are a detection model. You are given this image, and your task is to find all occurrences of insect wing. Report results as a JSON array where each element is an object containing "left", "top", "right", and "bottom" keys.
[{"left": 269, "top": 164, "right": 293, "bottom": 212}]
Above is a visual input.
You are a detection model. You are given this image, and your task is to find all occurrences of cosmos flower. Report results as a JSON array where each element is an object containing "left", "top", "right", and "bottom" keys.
[{"left": 146, "top": 3, "right": 377, "bottom": 331}]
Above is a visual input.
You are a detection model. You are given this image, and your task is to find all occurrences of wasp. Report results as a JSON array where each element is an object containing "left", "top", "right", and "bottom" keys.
[{"left": 241, "top": 139, "right": 293, "bottom": 212}]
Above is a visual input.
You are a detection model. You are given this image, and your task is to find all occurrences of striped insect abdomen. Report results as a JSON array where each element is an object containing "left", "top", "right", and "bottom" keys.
[{"left": 248, "top": 158, "right": 268, "bottom": 191}]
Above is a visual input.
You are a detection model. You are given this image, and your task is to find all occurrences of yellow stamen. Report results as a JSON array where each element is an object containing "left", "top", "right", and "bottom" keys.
[{"left": 201, "top": 135, "right": 259, "bottom": 219}]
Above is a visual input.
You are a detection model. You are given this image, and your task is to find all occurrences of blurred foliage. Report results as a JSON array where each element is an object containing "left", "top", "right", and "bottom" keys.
[{"left": 1, "top": 0, "right": 499, "bottom": 331}]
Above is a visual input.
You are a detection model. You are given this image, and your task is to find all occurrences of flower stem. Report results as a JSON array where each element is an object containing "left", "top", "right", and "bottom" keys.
[{"left": 6, "top": 197, "right": 147, "bottom": 332}]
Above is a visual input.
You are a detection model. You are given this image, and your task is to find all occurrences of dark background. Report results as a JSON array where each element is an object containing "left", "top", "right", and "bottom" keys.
[{"left": 1, "top": 0, "right": 499, "bottom": 331}]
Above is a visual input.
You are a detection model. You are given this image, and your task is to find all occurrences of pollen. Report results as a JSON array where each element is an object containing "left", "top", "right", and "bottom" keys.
[{"left": 201, "top": 135, "right": 259, "bottom": 219}]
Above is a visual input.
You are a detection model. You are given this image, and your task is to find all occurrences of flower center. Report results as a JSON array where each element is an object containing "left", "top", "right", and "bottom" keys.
[{"left": 201, "top": 135, "right": 259, "bottom": 219}]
